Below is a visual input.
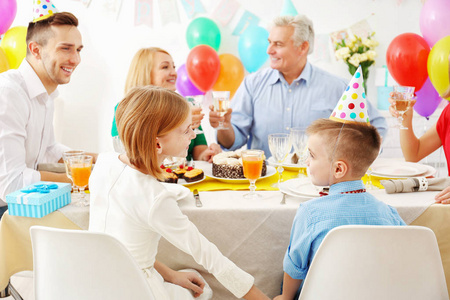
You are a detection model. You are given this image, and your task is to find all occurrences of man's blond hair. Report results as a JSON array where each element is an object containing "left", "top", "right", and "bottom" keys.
[
  {"left": 116, "top": 86, "right": 189, "bottom": 180},
  {"left": 307, "top": 119, "right": 381, "bottom": 178}
]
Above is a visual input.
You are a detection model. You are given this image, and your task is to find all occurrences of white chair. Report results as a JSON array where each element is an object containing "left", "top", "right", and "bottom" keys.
[
  {"left": 30, "top": 226, "right": 156, "bottom": 300},
  {"left": 299, "top": 225, "right": 449, "bottom": 300}
]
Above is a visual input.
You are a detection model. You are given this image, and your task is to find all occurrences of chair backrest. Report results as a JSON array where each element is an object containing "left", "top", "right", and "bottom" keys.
[
  {"left": 30, "top": 226, "right": 156, "bottom": 300},
  {"left": 299, "top": 225, "right": 449, "bottom": 300}
]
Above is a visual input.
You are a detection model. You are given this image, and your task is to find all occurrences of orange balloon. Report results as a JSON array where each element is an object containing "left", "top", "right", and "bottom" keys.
[
  {"left": 213, "top": 54, "right": 245, "bottom": 98},
  {"left": 0, "top": 48, "right": 10, "bottom": 73},
  {"left": 1, "top": 26, "right": 27, "bottom": 69}
]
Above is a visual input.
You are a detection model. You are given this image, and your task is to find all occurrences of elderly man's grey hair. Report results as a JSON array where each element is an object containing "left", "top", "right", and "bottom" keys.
[{"left": 271, "top": 15, "right": 314, "bottom": 55}]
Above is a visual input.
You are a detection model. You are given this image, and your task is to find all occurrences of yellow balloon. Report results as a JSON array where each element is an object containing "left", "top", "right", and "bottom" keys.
[
  {"left": 0, "top": 48, "right": 10, "bottom": 73},
  {"left": 213, "top": 54, "right": 245, "bottom": 99},
  {"left": 428, "top": 35, "right": 450, "bottom": 101},
  {"left": 1, "top": 26, "right": 27, "bottom": 69}
]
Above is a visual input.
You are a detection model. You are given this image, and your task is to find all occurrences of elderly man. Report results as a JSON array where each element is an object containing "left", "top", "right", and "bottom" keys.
[
  {"left": 209, "top": 15, "right": 387, "bottom": 156},
  {"left": 0, "top": 12, "right": 96, "bottom": 218}
]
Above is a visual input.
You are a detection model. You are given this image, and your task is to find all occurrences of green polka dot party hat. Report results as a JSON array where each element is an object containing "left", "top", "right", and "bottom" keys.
[
  {"left": 33, "top": 0, "right": 58, "bottom": 22},
  {"left": 330, "top": 65, "right": 370, "bottom": 125}
]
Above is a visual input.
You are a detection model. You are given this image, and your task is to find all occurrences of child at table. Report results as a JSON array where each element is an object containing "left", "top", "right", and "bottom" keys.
[
  {"left": 89, "top": 86, "right": 269, "bottom": 300},
  {"left": 274, "top": 119, "right": 406, "bottom": 300}
]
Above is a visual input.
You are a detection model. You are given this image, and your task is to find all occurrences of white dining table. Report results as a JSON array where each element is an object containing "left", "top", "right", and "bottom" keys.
[{"left": 0, "top": 186, "right": 449, "bottom": 299}]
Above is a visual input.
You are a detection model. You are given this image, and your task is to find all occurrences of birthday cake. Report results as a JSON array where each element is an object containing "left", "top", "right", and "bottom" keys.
[{"left": 212, "top": 150, "right": 266, "bottom": 179}]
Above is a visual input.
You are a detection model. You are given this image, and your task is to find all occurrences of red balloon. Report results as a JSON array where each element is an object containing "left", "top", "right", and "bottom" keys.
[
  {"left": 386, "top": 33, "right": 430, "bottom": 92},
  {"left": 186, "top": 45, "right": 220, "bottom": 92}
]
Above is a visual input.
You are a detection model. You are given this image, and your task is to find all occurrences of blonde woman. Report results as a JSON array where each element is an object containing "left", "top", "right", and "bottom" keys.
[
  {"left": 389, "top": 53, "right": 450, "bottom": 203},
  {"left": 90, "top": 86, "right": 269, "bottom": 300},
  {"left": 111, "top": 47, "right": 221, "bottom": 162}
]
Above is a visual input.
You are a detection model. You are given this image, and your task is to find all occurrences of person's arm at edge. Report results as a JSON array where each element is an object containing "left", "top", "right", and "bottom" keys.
[
  {"left": 242, "top": 285, "right": 270, "bottom": 300},
  {"left": 39, "top": 171, "right": 72, "bottom": 183},
  {"left": 273, "top": 272, "right": 302, "bottom": 300}
]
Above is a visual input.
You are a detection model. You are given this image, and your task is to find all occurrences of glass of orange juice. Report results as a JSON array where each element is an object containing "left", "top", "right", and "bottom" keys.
[
  {"left": 242, "top": 150, "right": 264, "bottom": 199},
  {"left": 68, "top": 155, "right": 93, "bottom": 206}
]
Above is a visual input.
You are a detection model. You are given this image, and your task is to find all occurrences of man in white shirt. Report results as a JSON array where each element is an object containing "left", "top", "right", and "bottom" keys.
[{"left": 0, "top": 12, "right": 93, "bottom": 218}]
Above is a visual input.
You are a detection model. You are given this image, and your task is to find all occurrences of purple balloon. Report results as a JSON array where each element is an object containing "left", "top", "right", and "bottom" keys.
[
  {"left": 420, "top": 0, "right": 450, "bottom": 47},
  {"left": 176, "top": 64, "right": 205, "bottom": 97},
  {"left": 0, "top": 0, "right": 17, "bottom": 35},
  {"left": 414, "top": 77, "right": 442, "bottom": 118}
]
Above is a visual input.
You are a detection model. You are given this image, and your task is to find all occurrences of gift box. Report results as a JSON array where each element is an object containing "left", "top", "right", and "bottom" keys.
[{"left": 6, "top": 181, "right": 71, "bottom": 218}]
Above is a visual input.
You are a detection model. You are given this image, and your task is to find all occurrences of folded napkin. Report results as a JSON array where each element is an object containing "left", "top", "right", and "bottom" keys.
[{"left": 380, "top": 177, "right": 450, "bottom": 194}]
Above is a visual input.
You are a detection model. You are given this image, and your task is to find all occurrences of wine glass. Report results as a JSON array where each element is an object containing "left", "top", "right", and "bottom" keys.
[
  {"left": 67, "top": 155, "right": 93, "bottom": 206},
  {"left": 268, "top": 133, "right": 292, "bottom": 188},
  {"left": 212, "top": 91, "right": 230, "bottom": 130},
  {"left": 392, "top": 86, "right": 415, "bottom": 130},
  {"left": 62, "top": 150, "right": 84, "bottom": 202},
  {"left": 289, "top": 128, "right": 308, "bottom": 178},
  {"left": 242, "top": 150, "right": 264, "bottom": 199},
  {"left": 186, "top": 95, "right": 204, "bottom": 134}
]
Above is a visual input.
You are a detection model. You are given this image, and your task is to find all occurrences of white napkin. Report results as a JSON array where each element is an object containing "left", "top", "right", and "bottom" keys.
[{"left": 381, "top": 177, "right": 450, "bottom": 194}]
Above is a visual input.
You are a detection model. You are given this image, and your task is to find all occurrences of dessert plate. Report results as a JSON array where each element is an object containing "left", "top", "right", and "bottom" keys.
[
  {"left": 268, "top": 154, "right": 307, "bottom": 171},
  {"left": 279, "top": 178, "right": 321, "bottom": 199},
  {"left": 203, "top": 166, "right": 277, "bottom": 183},
  {"left": 370, "top": 161, "right": 428, "bottom": 177}
]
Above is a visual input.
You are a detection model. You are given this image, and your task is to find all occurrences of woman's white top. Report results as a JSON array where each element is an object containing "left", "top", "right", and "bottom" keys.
[{"left": 89, "top": 153, "right": 254, "bottom": 298}]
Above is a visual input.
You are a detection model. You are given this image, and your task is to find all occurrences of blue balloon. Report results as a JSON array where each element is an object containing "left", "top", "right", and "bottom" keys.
[{"left": 238, "top": 25, "right": 269, "bottom": 73}]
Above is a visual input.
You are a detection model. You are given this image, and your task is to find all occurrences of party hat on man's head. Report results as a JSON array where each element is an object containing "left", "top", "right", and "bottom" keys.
[
  {"left": 33, "top": 0, "right": 58, "bottom": 22},
  {"left": 330, "top": 65, "right": 370, "bottom": 124}
]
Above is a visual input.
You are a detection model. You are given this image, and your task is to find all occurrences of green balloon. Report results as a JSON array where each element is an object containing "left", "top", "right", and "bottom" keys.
[{"left": 186, "top": 17, "right": 221, "bottom": 51}]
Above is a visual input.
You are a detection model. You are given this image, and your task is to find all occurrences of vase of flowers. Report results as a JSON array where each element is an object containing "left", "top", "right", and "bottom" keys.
[{"left": 334, "top": 33, "right": 378, "bottom": 93}]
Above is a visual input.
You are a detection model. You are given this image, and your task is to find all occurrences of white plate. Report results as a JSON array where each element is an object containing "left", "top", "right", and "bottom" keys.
[
  {"left": 179, "top": 176, "right": 205, "bottom": 186},
  {"left": 370, "top": 161, "right": 429, "bottom": 177},
  {"left": 370, "top": 163, "right": 437, "bottom": 179},
  {"left": 279, "top": 178, "right": 321, "bottom": 199},
  {"left": 203, "top": 166, "right": 277, "bottom": 183},
  {"left": 268, "top": 154, "right": 306, "bottom": 171}
]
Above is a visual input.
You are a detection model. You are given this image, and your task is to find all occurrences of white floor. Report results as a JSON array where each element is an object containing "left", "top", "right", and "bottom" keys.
[{"left": 3, "top": 272, "right": 34, "bottom": 300}]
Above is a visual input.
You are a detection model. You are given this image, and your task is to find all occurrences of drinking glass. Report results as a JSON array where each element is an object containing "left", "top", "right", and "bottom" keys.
[
  {"left": 212, "top": 91, "right": 230, "bottom": 130},
  {"left": 242, "top": 150, "right": 264, "bottom": 199},
  {"left": 268, "top": 133, "right": 292, "bottom": 188},
  {"left": 62, "top": 150, "right": 84, "bottom": 201},
  {"left": 392, "top": 86, "right": 415, "bottom": 130},
  {"left": 186, "top": 95, "right": 204, "bottom": 134},
  {"left": 67, "top": 155, "right": 93, "bottom": 206},
  {"left": 289, "top": 128, "right": 308, "bottom": 178}
]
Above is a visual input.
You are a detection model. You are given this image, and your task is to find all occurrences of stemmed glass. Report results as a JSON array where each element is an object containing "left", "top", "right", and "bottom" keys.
[
  {"left": 212, "top": 91, "right": 230, "bottom": 130},
  {"left": 62, "top": 150, "right": 84, "bottom": 202},
  {"left": 392, "top": 86, "right": 415, "bottom": 130},
  {"left": 67, "top": 155, "right": 93, "bottom": 206},
  {"left": 289, "top": 128, "right": 308, "bottom": 178},
  {"left": 242, "top": 150, "right": 264, "bottom": 199},
  {"left": 268, "top": 133, "right": 292, "bottom": 188},
  {"left": 186, "top": 95, "right": 204, "bottom": 134}
]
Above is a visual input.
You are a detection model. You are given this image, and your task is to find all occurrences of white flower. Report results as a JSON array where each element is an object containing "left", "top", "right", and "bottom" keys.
[
  {"left": 348, "top": 53, "right": 362, "bottom": 67},
  {"left": 335, "top": 47, "right": 351, "bottom": 60},
  {"left": 359, "top": 53, "right": 368, "bottom": 62},
  {"left": 363, "top": 38, "right": 379, "bottom": 49},
  {"left": 366, "top": 50, "right": 377, "bottom": 60}
]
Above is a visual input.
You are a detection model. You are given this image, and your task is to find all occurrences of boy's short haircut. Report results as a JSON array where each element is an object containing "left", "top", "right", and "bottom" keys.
[
  {"left": 26, "top": 12, "right": 79, "bottom": 55},
  {"left": 307, "top": 119, "right": 381, "bottom": 178}
]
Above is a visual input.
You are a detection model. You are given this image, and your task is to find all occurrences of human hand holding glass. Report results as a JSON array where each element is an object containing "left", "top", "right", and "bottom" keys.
[
  {"left": 289, "top": 128, "right": 308, "bottom": 178},
  {"left": 212, "top": 91, "right": 230, "bottom": 130},
  {"left": 242, "top": 150, "right": 264, "bottom": 199},
  {"left": 392, "top": 86, "right": 415, "bottom": 130},
  {"left": 67, "top": 155, "right": 93, "bottom": 206},
  {"left": 268, "top": 133, "right": 292, "bottom": 188},
  {"left": 187, "top": 95, "right": 204, "bottom": 134}
]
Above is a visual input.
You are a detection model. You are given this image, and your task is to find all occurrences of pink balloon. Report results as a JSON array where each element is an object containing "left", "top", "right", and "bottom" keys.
[
  {"left": 0, "top": 0, "right": 17, "bottom": 35},
  {"left": 420, "top": 0, "right": 450, "bottom": 47},
  {"left": 414, "top": 77, "right": 442, "bottom": 118},
  {"left": 176, "top": 64, "right": 205, "bottom": 97}
]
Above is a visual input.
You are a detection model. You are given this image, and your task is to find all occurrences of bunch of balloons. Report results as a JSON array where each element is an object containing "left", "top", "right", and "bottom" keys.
[
  {"left": 386, "top": 0, "right": 450, "bottom": 117},
  {"left": 179, "top": 16, "right": 269, "bottom": 98},
  {"left": 0, "top": 0, "right": 27, "bottom": 72}
]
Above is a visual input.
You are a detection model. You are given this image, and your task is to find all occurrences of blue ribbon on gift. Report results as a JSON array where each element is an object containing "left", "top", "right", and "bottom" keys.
[{"left": 20, "top": 183, "right": 58, "bottom": 194}]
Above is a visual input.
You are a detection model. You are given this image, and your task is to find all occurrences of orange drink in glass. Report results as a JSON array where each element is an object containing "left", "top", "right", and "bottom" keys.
[
  {"left": 67, "top": 155, "right": 93, "bottom": 206},
  {"left": 242, "top": 150, "right": 264, "bottom": 199}
]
